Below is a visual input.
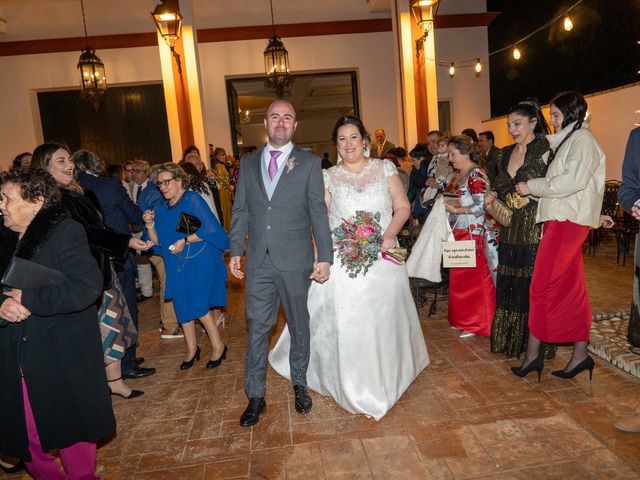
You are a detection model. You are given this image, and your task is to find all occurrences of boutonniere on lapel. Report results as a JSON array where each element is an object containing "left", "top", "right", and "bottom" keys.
[{"left": 285, "top": 155, "right": 297, "bottom": 174}]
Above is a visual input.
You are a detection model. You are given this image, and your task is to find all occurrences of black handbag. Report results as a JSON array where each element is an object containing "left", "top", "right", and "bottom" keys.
[{"left": 176, "top": 212, "right": 202, "bottom": 235}]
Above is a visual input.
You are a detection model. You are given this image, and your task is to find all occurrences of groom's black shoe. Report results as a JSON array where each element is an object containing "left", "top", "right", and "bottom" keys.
[
  {"left": 293, "top": 385, "right": 312, "bottom": 414},
  {"left": 239, "top": 398, "right": 266, "bottom": 427}
]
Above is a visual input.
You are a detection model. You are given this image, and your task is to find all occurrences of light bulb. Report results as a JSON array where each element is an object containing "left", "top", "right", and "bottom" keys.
[
  {"left": 418, "top": 0, "right": 435, "bottom": 6},
  {"left": 159, "top": 13, "right": 176, "bottom": 21},
  {"left": 475, "top": 59, "right": 482, "bottom": 77},
  {"left": 513, "top": 47, "right": 522, "bottom": 60},
  {"left": 449, "top": 63, "right": 455, "bottom": 78},
  {"left": 564, "top": 16, "right": 573, "bottom": 31}
]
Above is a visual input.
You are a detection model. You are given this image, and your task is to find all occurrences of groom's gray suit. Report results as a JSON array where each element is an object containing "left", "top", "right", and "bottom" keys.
[{"left": 230, "top": 144, "right": 333, "bottom": 398}]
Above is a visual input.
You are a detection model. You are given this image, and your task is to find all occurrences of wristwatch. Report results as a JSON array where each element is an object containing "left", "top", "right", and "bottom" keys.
[{"left": 183, "top": 236, "right": 190, "bottom": 245}]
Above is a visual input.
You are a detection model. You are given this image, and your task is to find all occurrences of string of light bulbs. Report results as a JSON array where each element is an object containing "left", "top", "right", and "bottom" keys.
[{"left": 430, "top": 0, "right": 584, "bottom": 78}]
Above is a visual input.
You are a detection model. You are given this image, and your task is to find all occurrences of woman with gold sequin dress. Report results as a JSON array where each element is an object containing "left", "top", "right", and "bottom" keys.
[{"left": 489, "top": 101, "right": 553, "bottom": 359}]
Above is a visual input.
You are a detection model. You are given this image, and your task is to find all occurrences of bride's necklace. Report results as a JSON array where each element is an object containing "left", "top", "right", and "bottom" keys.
[{"left": 340, "top": 156, "right": 368, "bottom": 174}]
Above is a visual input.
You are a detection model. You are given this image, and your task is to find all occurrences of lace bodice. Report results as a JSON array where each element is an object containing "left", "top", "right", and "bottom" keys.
[{"left": 323, "top": 158, "right": 398, "bottom": 231}]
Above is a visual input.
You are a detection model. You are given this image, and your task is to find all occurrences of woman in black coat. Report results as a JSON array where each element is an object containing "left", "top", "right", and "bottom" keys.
[
  {"left": 30, "top": 142, "right": 154, "bottom": 397},
  {"left": 0, "top": 169, "right": 115, "bottom": 478}
]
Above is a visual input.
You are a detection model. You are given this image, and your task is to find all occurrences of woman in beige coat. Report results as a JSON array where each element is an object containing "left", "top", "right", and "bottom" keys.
[{"left": 513, "top": 91, "right": 605, "bottom": 381}]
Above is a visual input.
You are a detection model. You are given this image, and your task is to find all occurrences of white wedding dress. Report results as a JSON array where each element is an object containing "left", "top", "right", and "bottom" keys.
[{"left": 269, "top": 158, "right": 430, "bottom": 420}]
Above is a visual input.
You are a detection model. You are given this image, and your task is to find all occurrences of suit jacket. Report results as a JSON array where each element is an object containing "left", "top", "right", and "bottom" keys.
[
  {"left": 78, "top": 173, "right": 142, "bottom": 233},
  {"left": 486, "top": 145, "right": 502, "bottom": 184},
  {"left": 618, "top": 128, "right": 640, "bottom": 266},
  {"left": 373, "top": 140, "right": 395, "bottom": 159},
  {"left": 618, "top": 128, "right": 640, "bottom": 213},
  {"left": 78, "top": 172, "right": 142, "bottom": 270},
  {"left": 136, "top": 180, "right": 164, "bottom": 213},
  {"left": 229, "top": 144, "right": 333, "bottom": 272}
]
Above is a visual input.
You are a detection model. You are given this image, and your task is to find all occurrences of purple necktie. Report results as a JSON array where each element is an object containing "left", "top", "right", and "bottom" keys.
[{"left": 268, "top": 150, "right": 282, "bottom": 180}]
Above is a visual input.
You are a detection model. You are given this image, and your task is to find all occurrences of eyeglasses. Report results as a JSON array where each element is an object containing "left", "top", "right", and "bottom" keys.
[
  {"left": 155, "top": 178, "right": 176, "bottom": 187},
  {"left": 132, "top": 168, "right": 147, "bottom": 173}
]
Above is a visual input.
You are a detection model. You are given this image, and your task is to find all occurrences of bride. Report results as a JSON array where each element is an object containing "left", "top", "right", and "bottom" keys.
[{"left": 269, "top": 116, "right": 429, "bottom": 420}]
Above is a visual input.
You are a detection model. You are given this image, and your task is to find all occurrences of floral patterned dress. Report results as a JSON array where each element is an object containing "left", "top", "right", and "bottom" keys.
[
  {"left": 444, "top": 167, "right": 498, "bottom": 336},
  {"left": 208, "top": 163, "right": 233, "bottom": 232}
]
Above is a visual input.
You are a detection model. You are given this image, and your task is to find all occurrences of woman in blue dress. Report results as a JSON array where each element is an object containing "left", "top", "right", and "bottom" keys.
[{"left": 143, "top": 163, "right": 229, "bottom": 370}]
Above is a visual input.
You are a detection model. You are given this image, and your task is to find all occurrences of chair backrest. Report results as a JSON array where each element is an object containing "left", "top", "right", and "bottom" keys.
[{"left": 601, "top": 180, "right": 621, "bottom": 217}]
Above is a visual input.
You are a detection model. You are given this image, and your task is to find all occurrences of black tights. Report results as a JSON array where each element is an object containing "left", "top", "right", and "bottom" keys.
[{"left": 522, "top": 332, "right": 588, "bottom": 371}]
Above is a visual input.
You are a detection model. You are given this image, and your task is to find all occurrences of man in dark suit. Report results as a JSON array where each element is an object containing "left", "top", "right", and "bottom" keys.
[
  {"left": 229, "top": 100, "right": 333, "bottom": 426},
  {"left": 479, "top": 131, "right": 502, "bottom": 184},
  {"left": 74, "top": 150, "right": 156, "bottom": 379},
  {"left": 615, "top": 127, "right": 640, "bottom": 433},
  {"left": 373, "top": 129, "right": 395, "bottom": 159}
]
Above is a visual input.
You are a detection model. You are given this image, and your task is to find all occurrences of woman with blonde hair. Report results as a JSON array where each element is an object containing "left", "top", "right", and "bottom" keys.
[{"left": 143, "top": 163, "right": 229, "bottom": 369}]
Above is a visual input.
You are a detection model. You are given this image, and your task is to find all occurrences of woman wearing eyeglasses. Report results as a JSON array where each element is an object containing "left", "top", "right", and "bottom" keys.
[{"left": 143, "top": 163, "right": 229, "bottom": 370}]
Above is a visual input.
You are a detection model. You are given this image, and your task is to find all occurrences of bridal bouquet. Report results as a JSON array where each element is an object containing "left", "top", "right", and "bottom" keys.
[{"left": 332, "top": 210, "right": 407, "bottom": 278}]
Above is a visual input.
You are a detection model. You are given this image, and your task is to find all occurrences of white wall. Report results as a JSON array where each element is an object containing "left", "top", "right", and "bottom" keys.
[
  {"left": 0, "top": 31, "right": 399, "bottom": 169},
  {"left": 197, "top": 31, "right": 400, "bottom": 153},
  {"left": 434, "top": 26, "right": 491, "bottom": 135},
  {"left": 0, "top": 46, "right": 162, "bottom": 169},
  {"left": 481, "top": 82, "right": 640, "bottom": 180}
]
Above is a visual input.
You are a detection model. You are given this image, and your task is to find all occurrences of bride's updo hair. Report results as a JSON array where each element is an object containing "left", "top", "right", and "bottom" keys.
[
  {"left": 449, "top": 135, "right": 482, "bottom": 165},
  {"left": 331, "top": 116, "right": 371, "bottom": 145}
]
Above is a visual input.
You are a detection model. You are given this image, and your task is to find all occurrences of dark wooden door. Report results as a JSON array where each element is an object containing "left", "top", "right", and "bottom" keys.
[{"left": 38, "top": 84, "right": 172, "bottom": 166}]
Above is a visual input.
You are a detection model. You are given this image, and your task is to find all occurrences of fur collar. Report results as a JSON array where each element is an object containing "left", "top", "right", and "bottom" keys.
[{"left": 13, "top": 204, "right": 69, "bottom": 261}]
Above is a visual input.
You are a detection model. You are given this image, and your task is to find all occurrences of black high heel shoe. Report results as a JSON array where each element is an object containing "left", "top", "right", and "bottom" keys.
[
  {"left": 180, "top": 346, "right": 201, "bottom": 370},
  {"left": 551, "top": 356, "right": 594, "bottom": 380},
  {"left": 108, "top": 377, "right": 144, "bottom": 399},
  {"left": 206, "top": 344, "right": 227, "bottom": 369},
  {"left": 511, "top": 355, "right": 544, "bottom": 381}
]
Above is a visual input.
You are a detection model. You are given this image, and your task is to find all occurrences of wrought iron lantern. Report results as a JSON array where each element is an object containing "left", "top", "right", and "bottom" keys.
[
  {"left": 151, "top": 0, "right": 183, "bottom": 73},
  {"left": 263, "top": 0, "right": 293, "bottom": 96},
  {"left": 77, "top": 0, "right": 106, "bottom": 109}
]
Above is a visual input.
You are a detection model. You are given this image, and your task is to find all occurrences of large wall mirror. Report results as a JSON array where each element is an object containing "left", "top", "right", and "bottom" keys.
[{"left": 226, "top": 71, "right": 360, "bottom": 164}]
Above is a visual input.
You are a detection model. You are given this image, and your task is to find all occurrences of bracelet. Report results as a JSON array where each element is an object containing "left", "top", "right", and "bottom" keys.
[
  {"left": 183, "top": 236, "right": 189, "bottom": 245},
  {"left": 145, "top": 222, "right": 155, "bottom": 229}
]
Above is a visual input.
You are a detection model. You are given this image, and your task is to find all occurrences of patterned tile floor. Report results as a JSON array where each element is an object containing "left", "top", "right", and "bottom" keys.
[{"left": 3, "top": 239, "right": 640, "bottom": 479}]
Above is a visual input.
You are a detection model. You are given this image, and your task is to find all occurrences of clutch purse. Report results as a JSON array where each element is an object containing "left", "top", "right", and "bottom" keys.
[
  {"left": 176, "top": 212, "right": 202, "bottom": 235},
  {"left": 2, "top": 257, "right": 66, "bottom": 289},
  {"left": 485, "top": 197, "right": 513, "bottom": 227}
]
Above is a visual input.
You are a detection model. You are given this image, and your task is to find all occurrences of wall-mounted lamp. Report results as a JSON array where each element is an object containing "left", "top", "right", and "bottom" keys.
[
  {"left": 151, "top": 0, "right": 183, "bottom": 73},
  {"left": 410, "top": 0, "right": 440, "bottom": 57}
]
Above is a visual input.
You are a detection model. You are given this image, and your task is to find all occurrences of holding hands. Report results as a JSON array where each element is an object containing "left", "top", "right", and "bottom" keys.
[
  {"left": 143, "top": 210, "right": 155, "bottom": 226},
  {"left": 310, "top": 261, "right": 331, "bottom": 284}
]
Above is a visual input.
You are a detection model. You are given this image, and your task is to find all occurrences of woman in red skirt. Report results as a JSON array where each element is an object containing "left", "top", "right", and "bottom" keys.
[
  {"left": 443, "top": 135, "right": 498, "bottom": 338},
  {"left": 514, "top": 91, "right": 605, "bottom": 380}
]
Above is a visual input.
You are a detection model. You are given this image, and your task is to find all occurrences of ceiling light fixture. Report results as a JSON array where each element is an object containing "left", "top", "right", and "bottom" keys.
[
  {"left": 263, "top": 0, "right": 293, "bottom": 96},
  {"left": 77, "top": 0, "right": 107, "bottom": 109}
]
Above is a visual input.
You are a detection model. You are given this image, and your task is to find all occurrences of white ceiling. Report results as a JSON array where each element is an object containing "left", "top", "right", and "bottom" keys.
[{"left": 0, "top": 0, "right": 390, "bottom": 42}]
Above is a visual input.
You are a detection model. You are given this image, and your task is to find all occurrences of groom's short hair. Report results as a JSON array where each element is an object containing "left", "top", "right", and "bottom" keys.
[{"left": 265, "top": 100, "right": 296, "bottom": 120}]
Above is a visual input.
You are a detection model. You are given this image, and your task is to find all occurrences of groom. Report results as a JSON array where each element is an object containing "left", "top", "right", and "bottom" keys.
[{"left": 229, "top": 100, "right": 333, "bottom": 427}]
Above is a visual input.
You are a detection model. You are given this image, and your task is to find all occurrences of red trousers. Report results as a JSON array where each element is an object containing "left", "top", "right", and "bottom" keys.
[{"left": 529, "top": 221, "right": 591, "bottom": 343}]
